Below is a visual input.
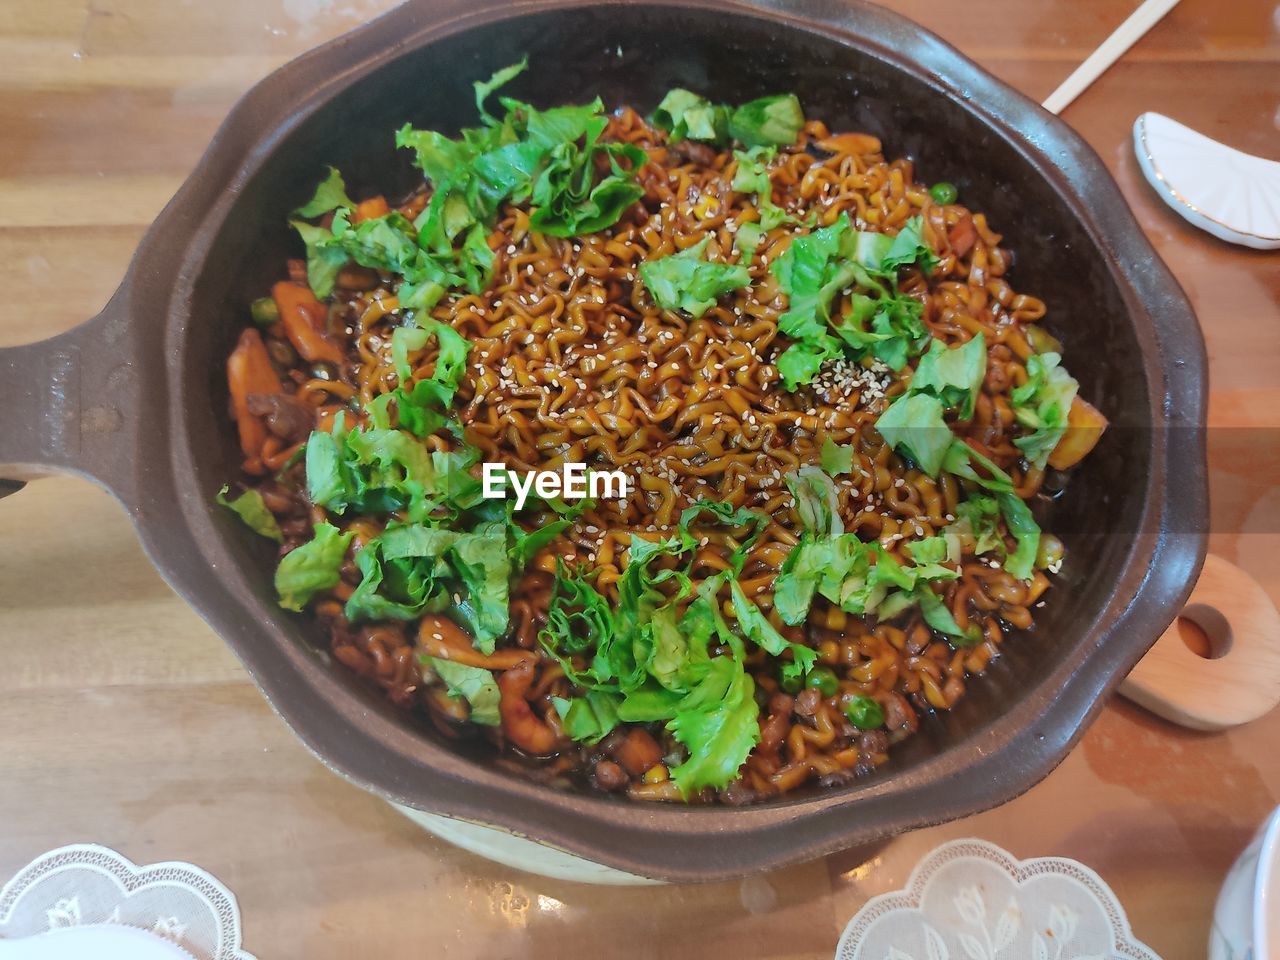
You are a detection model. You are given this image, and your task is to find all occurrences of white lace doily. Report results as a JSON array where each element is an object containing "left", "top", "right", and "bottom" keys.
[
  {"left": 836, "top": 838, "right": 1161, "bottom": 960},
  {"left": 0, "top": 844, "right": 255, "bottom": 960}
]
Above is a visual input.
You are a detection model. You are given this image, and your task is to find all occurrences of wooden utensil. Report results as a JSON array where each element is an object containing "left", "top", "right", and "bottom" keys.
[
  {"left": 1041, "top": 0, "right": 1183, "bottom": 115},
  {"left": 1120, "top": 554, "right": 1280, "bottom": 731}
]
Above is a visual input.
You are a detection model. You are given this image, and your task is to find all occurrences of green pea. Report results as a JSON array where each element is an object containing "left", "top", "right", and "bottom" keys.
[
  {"left": 845, "top": 694, "right": 885, "bottom": 729},
  {"left": 779, "top": 666, "right": 804, "bottom": 694},
  {"left": 250, "top": 296, "right": 280, "bottom": 326},
  {"left": 929, "top": 181, "right": 959, "bottom": 205},
  {"left": 805, "top": 666, "right": 839, "bottom": 698}
]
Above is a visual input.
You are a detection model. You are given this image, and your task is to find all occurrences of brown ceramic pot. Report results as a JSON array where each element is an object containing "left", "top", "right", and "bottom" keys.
[{"left": 0, "top": 0, "right": 1207, "bottom": 882}]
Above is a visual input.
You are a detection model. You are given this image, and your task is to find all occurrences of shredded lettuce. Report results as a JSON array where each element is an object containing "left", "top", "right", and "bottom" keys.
[
  {"left": 774, "top": 529, "right": 976, "bottom": 644},
  {"left": 665, "top": 656, "right": 759, "bottom": 793},
  {"left": 552, "top": 691, "right": 622, "bottom": 743},
  {"left": 909, "top": 333, "right": 987, "bottom": 421},
  {"left": 731, "top": 147, "right": 793, "bottom": 230},
  {"left": 677, "top": 499, "right": 768, "bottom": 571},
  {"left": 820, "top": 436, "right": 855, "bottom": 476},
  {"left": 542, "top": 503, "right": 810, "bottom": 794},
  {"left": 1011, "top": 352, "right": 1079, "bottom": 469},
  {"left": 874, "top": 392, "right": 952, "bottom": 476},
  {"left": 947, "top": 495, "right": 1004, "bottom": 558},
  {"left": 430, "top": 658, "right": 501, "bottom": 726},
  {"left": 275, "top": 522, "right": 354, "bottom": 612},
  {"left": 293, "top": 166, "right": 353, "bottom": 219},
  {"left": 305, "top": 416, "right": 441, "bottom": 521},
  {"left": 216, "top": 485, "right": 282, "bottom": 543},
  {"left": 727, "top": 578, "right": 817, "bottom": 675},
  {"left": 291, "top": 59, "right": 645, "bottom": 303},
  {"left": 772, "top": 465, "right": 979, "bottom": 644},
  {"left": 784, "top": 465, "right": 844, "bottom": 537},
  {"left": 652, "top": 90, "right": 804, "bottom": 148},
  {"left": 652, "top": 89, "right": 730, "bottom": 143},
  {"left": 638, "top": 236, "right": 751, "bottom": 317},
  {"left": 874, "top": 334, "right": 988, "bottom": 475},
  {"left": 728, "top": 94, "right": 805, "bottom": 148},
  {"left": 995, "top": 490, "right": 1041, "bottom": 582},
  {"left": 771, "top": 213, "right": 936, "bottom": 388},
  {"left": 380, "top": 319, "right": 472, "bottom": 437}
]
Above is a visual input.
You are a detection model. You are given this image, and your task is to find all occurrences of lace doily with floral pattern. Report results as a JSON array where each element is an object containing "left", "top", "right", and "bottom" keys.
[
  {"left": 0, "top": 844, "right": 255, "bottom": 960},
  {"left": 836, "top": 838, "right": 1161, "bottom": 960}
]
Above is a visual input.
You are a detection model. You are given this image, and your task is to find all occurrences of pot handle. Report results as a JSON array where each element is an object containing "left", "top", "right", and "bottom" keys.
[
  {"left": 0, "top": 289, "right": 143, "bottom": 506},
  {"left": 1119, "top": 554, "right": 1280, "bottom": 730}
]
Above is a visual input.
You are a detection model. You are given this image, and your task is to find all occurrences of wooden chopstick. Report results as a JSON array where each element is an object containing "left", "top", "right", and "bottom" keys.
[{"left": 1041, "top": 0, "right": 1183, "bottom": 115}]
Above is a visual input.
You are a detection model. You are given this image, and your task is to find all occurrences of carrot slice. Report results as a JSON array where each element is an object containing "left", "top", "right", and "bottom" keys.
[
  {"left": 948, "top": 215, "right": 977, "bottom": 258},
  {"left": 272, "top": 280, "right": 344, "bottom": 366},
  {"left": 351, "top": 196, "right": 390, "bottom": 223},
  {"left": 226, "top": 328, "right": 283, "bottom": 472},
  {"left": 417, "top": 616, "right": 534, "bottom": 670},
  {"left": 815, "top": 132, "right": 882, "bottom": 156}
]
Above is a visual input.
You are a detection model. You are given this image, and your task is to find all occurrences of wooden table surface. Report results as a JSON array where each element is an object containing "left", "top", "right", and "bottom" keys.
[{"left": 1, "top": 1, "right": 1277, "bottom": 957}]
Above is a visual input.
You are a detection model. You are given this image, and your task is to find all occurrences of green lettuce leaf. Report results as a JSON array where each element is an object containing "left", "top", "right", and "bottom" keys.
[
  {"left": 770, "top": 213, "right": 936, "bottom": 387},
  {"left": 732, "top": 147, "right": 791, "bottom": 230},
  {"left": 344, "top": 524, "right": 458, "bottom": 622},
  {"left": 293, "top": 166, "right": 354, "bottom": 218},
  {"left": 651, "top": 90, "right": 804, "bottom": 148},
  {"left": 677, "top": 499, "right": 768, "bottom": 572},
  {"left": 771, "top": 213, "right": 864, "bottom": 342},
  {"left": 527, "top": 136, "right": 646, "bottom": 237},
  {"left": 734, "top": 220, "right": 765, "bottom": 261},
  {"left": 638, "top": 236, "right": 751, "bottom": 317},
  {"left": 474, "top": 57, "right": 529, "bottom": 125},
  {"left": 382, "top": 319, "right": 472, "bottom": 436},
  {"left": 539, "top": 564, "right": 619, "bottom": 685},
  {"left": 216, "top": 485, "right": 282, "bottom": 543},
  {"left": 820, "top": 436, "right": 855, "bottom": 476},
  {"left": 448, "top": 521, "right": 513, "bottom": 653},
  {"left": 728, "top": 94, "right": 805, "bottom": 147},
  {"left": 430, "top": 657, "right": 501, "bottom": 726},
  {"left": 776, "top": 335, "right": 842, "bottom": 391},
  {"left": 948, "top": 495, "right": 1003, "bottom": 557},
  {"left": 552, "top": 691, "right": 621, "bottom": 743},
  {"left": 880, "top": 214, "right": 940, "bottom": 274},
  {"left": 784, "top": 465, "right": 844, "bottom": 537},
  {"left": 727, "top": 578, "right": 817, "bottom": 675},
  {"left": 651, "top": 88, "right": 729, "bottom": 143},
  {"left": 289, "top": 220, "right": 350, "bottom": 300},
  {"left": 275, "top": 522, "right": 354, "bottom": 612},
  {"left": 909, "top": 333, "right": 987, "bottom": 420},
  {"left": 875, "top": 392, "right": 952, "bottom": 476},
  {"left": 1011, "top": 352, "right": 1079, "bottom": 469},
  {"left": 666, "top": 655, "right": 759, "bottom": 794},
  {"left": 996, "top": 490, "right": 1041, "bottom": 582}
]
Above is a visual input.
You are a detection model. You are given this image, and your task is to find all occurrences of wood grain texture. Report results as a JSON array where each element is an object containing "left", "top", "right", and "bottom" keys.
[
  {"left": 0, "top": 1, "right": 1277, "bottom": 958},
  {"left": 1121, "top": 554, "right": 1280, "bottom": 730}
]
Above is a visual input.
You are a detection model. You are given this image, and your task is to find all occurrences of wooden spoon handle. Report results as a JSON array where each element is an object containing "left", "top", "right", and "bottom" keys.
[{"left": 1119, "top": 553, "right": 1280, "bottom": 731}]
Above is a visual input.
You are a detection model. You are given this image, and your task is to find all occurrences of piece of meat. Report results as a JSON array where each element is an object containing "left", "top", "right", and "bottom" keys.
[
  {"left": 881, "top": 691, "right": 919, "bottom": 736},
  {"left": 594, "top": 759, "right": 629, "bottom": 792},
  {"left": 497, "top": 660, "right": 558, "bottom": 756},
  {"left": 794, "top": 686, "right": 823, "bottom": 718},
  {"left": 245, "top": 392, "right": 314, "bottom": 445},
  {"left": 671, "top": 140, "right": 717, "bottom": 166}
]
